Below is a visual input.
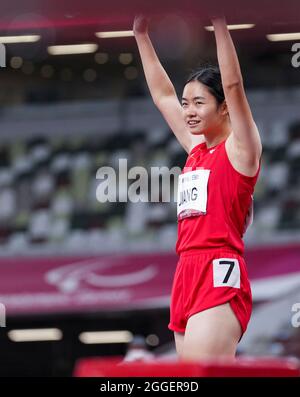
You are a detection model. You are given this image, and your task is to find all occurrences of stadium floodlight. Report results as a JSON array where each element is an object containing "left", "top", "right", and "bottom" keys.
[
  {"left": 79, "top": 330, "right": 133, "bottom": 344},
  {"left": 205, "top": 24, "right": 255, "bottom": 31},
  {"left": 0, "top": 35, "right": 40, "bottom": 43},
  {"left": 266, "top": 32, "right": 300, "bottom": 42},
  {"left": 48, "top": 44, "right": 98, "bottom": 55},
  {"left": 8, "top": 328, "right": 63, "bottom": 342},
  {"left": 95, "top": 31, "right": 134, "bottom": 39}
]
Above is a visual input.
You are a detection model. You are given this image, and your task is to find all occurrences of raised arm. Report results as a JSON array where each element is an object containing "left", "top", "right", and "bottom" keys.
[
  {"left": 212, "top": 17, "right": 262, "bottom": 168},
  {"left": 133, "top": 16, "right": 194, "bottom": 153}
]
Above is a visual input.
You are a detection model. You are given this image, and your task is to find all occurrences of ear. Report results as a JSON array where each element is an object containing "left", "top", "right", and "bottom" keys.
[{"left": 219, "top": 100, "right": 229, "bottom": 117}]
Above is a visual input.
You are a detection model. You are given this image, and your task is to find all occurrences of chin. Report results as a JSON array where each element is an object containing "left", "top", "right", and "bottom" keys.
[{"left": 190, "top": 130, "right": 203, "bottom": 135}]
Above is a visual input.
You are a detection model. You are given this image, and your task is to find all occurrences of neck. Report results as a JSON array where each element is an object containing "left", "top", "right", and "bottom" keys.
[{"left": 204, "top": 125, "right": 231, "bottom": 149}]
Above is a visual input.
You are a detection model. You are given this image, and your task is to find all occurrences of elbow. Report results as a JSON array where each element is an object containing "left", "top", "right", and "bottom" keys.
[
  {"left": 153, "top": 96, "right": 163, "bottom": 108},
  {"left": 153, "top": 90, "right": 176, "bottom": 108},
  {"left": 223, "top": 78, "right": 243, "bottom": 91},
  {"left": 153, "top": 97, "right": 164, "bottom": 109}
]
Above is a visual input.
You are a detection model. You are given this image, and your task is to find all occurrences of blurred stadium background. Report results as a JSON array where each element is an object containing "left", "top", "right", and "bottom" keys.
[{"left": 0, "top": 0, "right": 299, "bottom": 376}]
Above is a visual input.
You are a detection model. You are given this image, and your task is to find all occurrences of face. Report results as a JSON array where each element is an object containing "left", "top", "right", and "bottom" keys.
[{"left": 181, "top": 80, "right": 227, "bottom": 135}]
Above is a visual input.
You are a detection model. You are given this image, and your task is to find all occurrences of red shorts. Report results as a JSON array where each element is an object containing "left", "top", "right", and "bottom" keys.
[{"left": 168, "top": 248, "right": 252, "bottom": 337}]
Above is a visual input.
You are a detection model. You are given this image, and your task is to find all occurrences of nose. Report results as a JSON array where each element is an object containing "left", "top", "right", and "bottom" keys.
[{"left": 184, "top": 104, "right": 197, "bottom": 118}]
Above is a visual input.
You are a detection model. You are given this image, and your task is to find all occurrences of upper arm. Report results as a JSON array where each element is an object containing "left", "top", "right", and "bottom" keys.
[
  {"left": 224, "top": 82, "right": 262, "bottom": 163},
  {"left": 155, "top": 95, "right": 194, "bottom": 154}
]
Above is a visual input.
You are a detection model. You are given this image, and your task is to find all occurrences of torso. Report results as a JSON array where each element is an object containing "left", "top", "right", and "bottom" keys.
[{"left": 176, "top": 137, "right": 261, "bottom": 255}]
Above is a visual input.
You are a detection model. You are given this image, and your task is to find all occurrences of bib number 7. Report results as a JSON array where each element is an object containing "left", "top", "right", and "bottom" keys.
[{"left": 213, "top": 258, "right": 240, "bottom": 288}]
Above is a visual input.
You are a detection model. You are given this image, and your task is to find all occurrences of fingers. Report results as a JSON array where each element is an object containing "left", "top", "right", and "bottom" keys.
[
  {"left": 211, "top": 15, "right": 226, "bottom": 25},
  {"left": 133, "top": 14, "right": 149, "bottom": 34}
]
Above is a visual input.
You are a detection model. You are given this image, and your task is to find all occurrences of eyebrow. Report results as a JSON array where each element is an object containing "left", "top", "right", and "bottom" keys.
[{"left": 181, "top": 96, "right": 206, "bottom": 101}]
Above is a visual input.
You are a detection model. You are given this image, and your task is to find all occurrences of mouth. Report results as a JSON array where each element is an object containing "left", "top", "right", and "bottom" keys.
[{"left": 187, "top": 120, "right": 201, "bottom": 128}]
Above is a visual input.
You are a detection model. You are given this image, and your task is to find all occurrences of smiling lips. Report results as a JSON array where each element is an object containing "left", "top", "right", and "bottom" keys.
[{"left": 187, "top": 120, "right": 201, "bottom": 127}]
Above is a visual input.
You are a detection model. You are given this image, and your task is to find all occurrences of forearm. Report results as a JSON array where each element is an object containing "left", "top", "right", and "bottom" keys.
[
  {"left": 212, "top": 18, "right": 243, "bottom": 88},
  {"left": 135, "top": 32, "right": 176, "bottom": 104}
]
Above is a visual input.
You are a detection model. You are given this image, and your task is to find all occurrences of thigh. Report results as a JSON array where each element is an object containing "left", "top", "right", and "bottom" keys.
[
  {"left": 182, "top": 303, "right": 242, "bottom": 361},
  {"left": 174, "top": 332, "right": 185, "bottom": 358}
]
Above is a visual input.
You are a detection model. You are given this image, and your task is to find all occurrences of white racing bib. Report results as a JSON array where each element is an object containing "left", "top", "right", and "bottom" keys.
[{"left": 177, "top": 169, "right": 210, "bottom": 220}]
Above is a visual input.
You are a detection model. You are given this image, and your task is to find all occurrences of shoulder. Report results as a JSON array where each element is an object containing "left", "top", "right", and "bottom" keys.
[{"left": 225, "top": 134, "right": 261, "bottom": 178}]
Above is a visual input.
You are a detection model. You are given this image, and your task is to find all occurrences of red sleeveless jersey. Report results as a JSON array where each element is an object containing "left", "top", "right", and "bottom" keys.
[{"left": 176, "top": 138, "right": 261, "bottom": 256}]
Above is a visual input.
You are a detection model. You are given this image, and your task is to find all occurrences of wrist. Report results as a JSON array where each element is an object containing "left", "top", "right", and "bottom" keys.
[{"left": 134, "top": 31, "right": 149, "bottom": 39}]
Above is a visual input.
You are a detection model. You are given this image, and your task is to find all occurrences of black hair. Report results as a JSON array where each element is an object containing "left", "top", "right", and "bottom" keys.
[{"left": 185, "top": 63, "right": 225, "bottom": 105}]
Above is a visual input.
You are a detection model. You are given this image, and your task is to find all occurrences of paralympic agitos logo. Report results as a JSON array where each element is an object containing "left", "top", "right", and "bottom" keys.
[{"left": 291, "top": 43, "right": 300, "bottom": 67}]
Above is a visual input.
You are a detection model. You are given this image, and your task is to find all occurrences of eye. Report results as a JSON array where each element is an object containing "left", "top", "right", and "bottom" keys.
[
  {"left": 196, "top": 101, "right": 203, "bottom": 105},
  {"left": 181, "top": 102, "right": 188, "bottom": 108}
]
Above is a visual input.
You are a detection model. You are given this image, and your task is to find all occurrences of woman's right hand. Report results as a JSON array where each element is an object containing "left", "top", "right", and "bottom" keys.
[{"left": 133, "top": 15, "right": 149, "bottom": 35}]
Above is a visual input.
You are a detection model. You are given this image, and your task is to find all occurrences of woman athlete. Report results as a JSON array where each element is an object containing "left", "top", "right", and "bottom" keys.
[{"left": 133, "top": 16, "right": 262, "bottom": 361}]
